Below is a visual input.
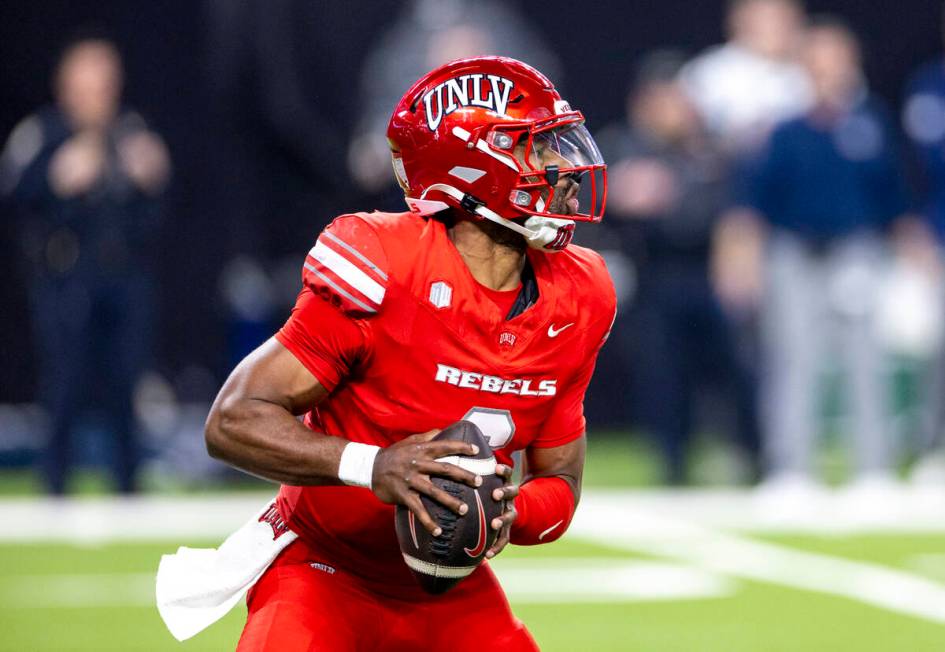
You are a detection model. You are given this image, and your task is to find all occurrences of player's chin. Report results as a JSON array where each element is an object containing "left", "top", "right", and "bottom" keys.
[
  {"left": 548, "top": 198, "right": 577, "bottom": 216},
  {"left": 548, "top": 191, "right": 579, "bottom": 216}
]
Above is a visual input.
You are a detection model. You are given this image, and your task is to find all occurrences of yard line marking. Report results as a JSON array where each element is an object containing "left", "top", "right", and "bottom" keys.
[
  {"left": 571, "top": 498, "right": 945, "bottom": 625},
  {"left": 494, "top": 559, "right": 734, "bottom": 603},
  {"left": 0, "top": 573, "right": 157, "bottom": 608},
  {"left": 0, "top": 486, "right": 943, "bottom": 542},
  {"left": 0, "top": 561, "right": 732, "bottom": 608},
  {"left": 582, "top": 487, "right": 945, "bottom": 534},
  {"left": 908, "top": 554, "right": 945, "bottom": 583}
]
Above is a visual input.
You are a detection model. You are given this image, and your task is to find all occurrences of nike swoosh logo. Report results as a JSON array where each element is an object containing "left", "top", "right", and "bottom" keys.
[
  {"left": 538, "top": 519, "right": 564, "bottom": 541},
  {"left": 464, "top": 490, "right": 488, "bottom": 558},
  {"left": 547, "top": 323, "right": 574, "bottom": 338}
]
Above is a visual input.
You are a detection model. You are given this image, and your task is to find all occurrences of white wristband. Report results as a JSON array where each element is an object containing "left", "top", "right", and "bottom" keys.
[{"left": 338, "top": 442, "right": 380, "bottom": 489}]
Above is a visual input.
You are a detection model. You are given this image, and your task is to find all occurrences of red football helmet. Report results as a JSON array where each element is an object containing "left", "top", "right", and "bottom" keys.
[{"left": 387, "top": 56, "right": 607, "bottom": 251}]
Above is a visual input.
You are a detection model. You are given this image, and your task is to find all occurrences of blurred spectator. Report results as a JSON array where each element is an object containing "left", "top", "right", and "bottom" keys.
[
  {"left": 681, "top": 0, "right": 812, "bottom": 154},
  {"left": 746, "top": 19, "right": 911, "bottom": 487},
  {"left": 598, "top": 52, "right": 761, "bottom": 485},
  {"left": 347, "top": 0, "right": 561, "bottom": 194},
  {"left": 902, "top": 4, "right": 945, "bottom": 469},
  {"left": 0, "top": 37, "right": 170, "bottom": 494},
  {"left": 204, "top": 0, "right": 355, "bottom": 253},
  {"left": 903, "top": 13, "right": 945, "bottom": 244}
]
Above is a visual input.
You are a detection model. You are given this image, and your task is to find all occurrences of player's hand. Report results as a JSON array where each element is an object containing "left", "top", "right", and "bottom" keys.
[
  {"left": 485, "top": 463, "right": 518, "bottom": 559},
  {"left": 372, "top": 430, "right": 483, "bottom": 537}
]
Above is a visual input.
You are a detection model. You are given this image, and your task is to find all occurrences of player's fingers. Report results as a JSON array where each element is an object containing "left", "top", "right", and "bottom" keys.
[
  {"left": 486, "top": 522, "right": 512, "bottom": 559},
  {"left": 405, "top": 492, "right": 442, "bottom": 537},
  {"left": 495, "top": 463, "right": 514, "bottom": 480},
  {"left": 421, "top": 440, "right": 480, "bottom": 459},
  {"left": 492, "top": 482, "right": 519, "bottom": 502},
  {"left": 412, "top": 476, "right": 468, "bottom": 515},
  {"left": 418, "top": 459, "right": 481, "bottom": 488},
  {"left": 491, "top": 506, "right": 517, "bottom": 531},
  {"left": 402, "top": 430, "right": 440, "bottom": 444}
]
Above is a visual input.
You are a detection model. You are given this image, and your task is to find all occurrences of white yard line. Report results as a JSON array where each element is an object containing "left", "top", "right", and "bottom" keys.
[
  {"left": 493, "top": 558, "right": 734, "bottom": 603},
  {"left": 0, "top": 560, "right": 733, "bottom": 608},
  {"left": 2, "top": 490, "right": 944, "bottom": 623},
  {"left": 572, "top": 498, "right": 945, "bottom": 625},
  {"left": 0, "top": 493, "right": 276, "bottom": 543},
  {"left": 583, "top": 486, "right": 945, "bottom": 534},
  {"left": 908, "top": 554, "right": 945, "bottom": 583},
  {"left": 0, "top": 573, "right": 157, "bottom": 608},
  {"left": 0, "top": 486, "right": 942, "bottom": 542}
]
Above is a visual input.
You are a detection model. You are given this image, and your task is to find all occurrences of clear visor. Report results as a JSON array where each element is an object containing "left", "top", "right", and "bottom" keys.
[
  {"left": 517, "top": 121, "right": 606, "bottom": 222},
  {"left": 531, "top": 123, "right": 604, "bottom": 170}
]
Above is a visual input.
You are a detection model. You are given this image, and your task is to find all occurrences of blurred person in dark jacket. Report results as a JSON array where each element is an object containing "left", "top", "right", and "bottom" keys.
[
  {"left": 903, "top": 5, "right": 945, "bottom": 245},
  {"left": 744, "top": 19, "right": 912, "bottom": 491},
  {"left": 0, "top": 37, "right": 170, "bottom": 494},
  {"left": 901, "top": 3, "right": 945, "bottom": 477},
  {"left": 599, "top": 52, "right": 761, "bottom": 485}
]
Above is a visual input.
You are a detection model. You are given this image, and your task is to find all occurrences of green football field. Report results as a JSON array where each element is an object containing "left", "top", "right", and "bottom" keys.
[
  {"left": 1, "top": 438, "right": 943, "bottom": 651},
  {"left": 1, "top": 500, "right": 944, "bottom": 651}
]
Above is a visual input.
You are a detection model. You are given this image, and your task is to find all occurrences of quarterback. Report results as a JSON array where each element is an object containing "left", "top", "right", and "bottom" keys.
[{"left": 202, "top": 56, "right": 614, "bottom": 650}]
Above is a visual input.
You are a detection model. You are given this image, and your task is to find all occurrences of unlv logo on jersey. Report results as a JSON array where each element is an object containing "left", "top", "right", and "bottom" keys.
[{"left": 423, "top": 74, "right": 515, "bottom": 131}]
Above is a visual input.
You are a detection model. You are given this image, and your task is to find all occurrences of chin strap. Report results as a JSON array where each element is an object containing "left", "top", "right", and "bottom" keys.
[{"left": 411, "top": 183, "right": 574, "bottom": 252}]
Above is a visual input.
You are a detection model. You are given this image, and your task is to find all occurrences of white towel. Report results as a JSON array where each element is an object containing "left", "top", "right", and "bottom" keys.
[{"left": 155, "top": 498, "right": 298, "bottom": 641}]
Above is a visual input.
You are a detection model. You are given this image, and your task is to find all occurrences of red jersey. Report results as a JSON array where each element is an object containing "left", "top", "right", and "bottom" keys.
[{"left": 274, "top": 211, "right": 615, "bottom": 589}]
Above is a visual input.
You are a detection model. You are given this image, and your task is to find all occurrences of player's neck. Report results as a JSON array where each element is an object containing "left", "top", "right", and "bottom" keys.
[{"left": 448, "top": 219, "right": 526, "bottom": 291}]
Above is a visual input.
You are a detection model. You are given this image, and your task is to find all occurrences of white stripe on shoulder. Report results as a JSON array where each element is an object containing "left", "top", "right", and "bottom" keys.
[
  {"left": 303, "top": 263, "right": 377, "bottom": 313},
  {"left": 322, "top": 231, "right": 388, "bottom": 281},
  {"left": 309, "top": 241, "right": 386, "bottom": 305}
]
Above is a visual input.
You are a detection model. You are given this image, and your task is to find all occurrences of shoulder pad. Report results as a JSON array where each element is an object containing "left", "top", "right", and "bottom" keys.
[{"left": 302, "top": 215, "right": 389, "bottom": 316}]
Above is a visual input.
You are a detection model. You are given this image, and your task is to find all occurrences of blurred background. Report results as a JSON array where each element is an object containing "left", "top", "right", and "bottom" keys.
[{"left": 1, "top": 1, "right": 945, "bottom": 650}]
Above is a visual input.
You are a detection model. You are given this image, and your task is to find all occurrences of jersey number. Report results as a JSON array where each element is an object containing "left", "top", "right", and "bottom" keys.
[{"left": 461, "top": 407, "right": 515, "bottom": 449}]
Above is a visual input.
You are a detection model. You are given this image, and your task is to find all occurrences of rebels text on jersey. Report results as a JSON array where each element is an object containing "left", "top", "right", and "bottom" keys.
[{"left": 274, "top": 211, "right": 616, "bottom": 589}]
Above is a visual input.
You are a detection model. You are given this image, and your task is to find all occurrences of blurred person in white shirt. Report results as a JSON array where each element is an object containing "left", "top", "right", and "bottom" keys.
[{"left": 680, "top": 0, "right": 813, "bottom": 154}]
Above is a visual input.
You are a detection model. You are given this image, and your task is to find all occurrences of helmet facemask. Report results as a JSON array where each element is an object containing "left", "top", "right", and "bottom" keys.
[
  {"left": 491, "top": 112, "right": 607, "bottom": 225},
  {"left": 462, "top": 112, "right": 604, "bottom": 251}
]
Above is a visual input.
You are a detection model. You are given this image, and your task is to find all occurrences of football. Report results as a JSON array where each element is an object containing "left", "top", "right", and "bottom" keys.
[{"left": 394, "top": 420, "right": 505, "bottom": 594}]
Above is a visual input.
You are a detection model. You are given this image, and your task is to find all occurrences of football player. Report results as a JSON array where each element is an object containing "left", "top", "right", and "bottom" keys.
[{"left": 206, "top": 56, "right": 615, "bottom": 650}]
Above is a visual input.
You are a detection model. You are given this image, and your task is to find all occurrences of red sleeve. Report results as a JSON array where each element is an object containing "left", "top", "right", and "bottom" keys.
[
  {"left": 274, "top": 289, "right": 369, "bottom": 392},
  {"left": 275, "top": 215, "right": 390, "bottom": 390},
  {"left": 534, "top": 301, "right": 617, "bottom": 448},
  {"left": 510, "top": 476, "right": 576, "bottom": 545},
  {"left": 532, "top": 353, "right": 595, "bottom": 448}
]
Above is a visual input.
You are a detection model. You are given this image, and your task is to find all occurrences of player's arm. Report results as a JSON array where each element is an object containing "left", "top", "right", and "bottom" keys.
[
  {"left": 204, "top": 336, "right": 483, "bottom": 536},
  {"left": 486, "top": 435, "right": 586, "bottom": 558},
  {"left": 488, "top": 282, "right": 616, "bottom": 557},
  {"left": 205, "top": 337, "right": 338, "bottom": 485}
]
